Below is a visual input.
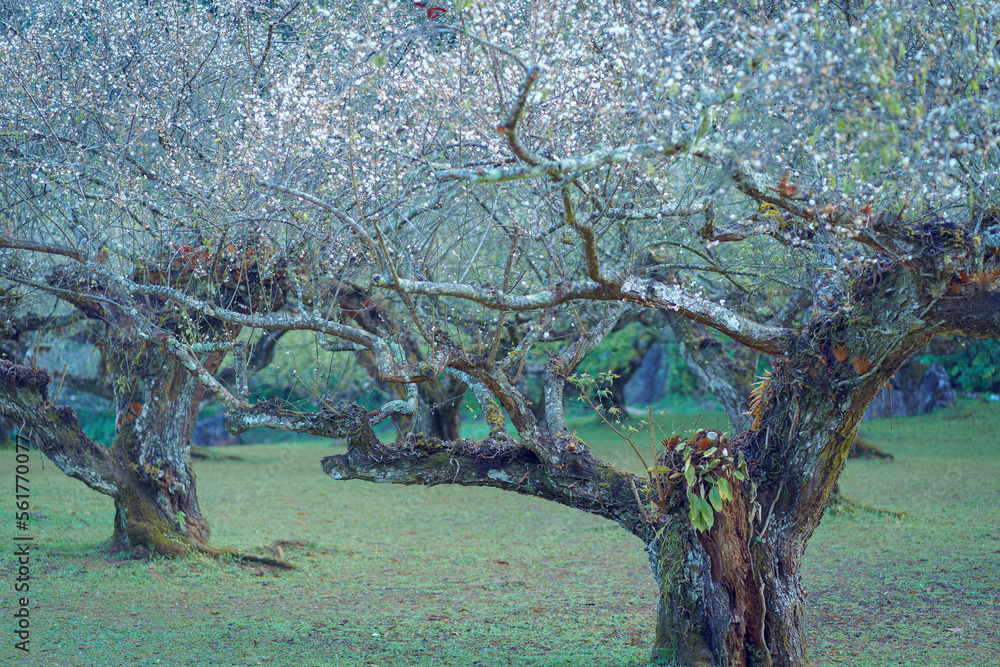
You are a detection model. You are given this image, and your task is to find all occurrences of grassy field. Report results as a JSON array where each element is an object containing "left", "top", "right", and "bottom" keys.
[{"left": 1, "top": 401, "right": 998, "bottom": 666}]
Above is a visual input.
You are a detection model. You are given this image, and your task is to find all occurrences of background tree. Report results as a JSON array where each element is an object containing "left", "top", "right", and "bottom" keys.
[
  {"left": 2, "top": 1, "right": 999, "bottom": 666},
  {"left": 0, "top": 0, "right": 302, "bottom": 559}
]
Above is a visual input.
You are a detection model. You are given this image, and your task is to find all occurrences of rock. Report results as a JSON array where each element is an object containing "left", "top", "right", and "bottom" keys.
[
  {"left": 864, "top": 361, "right": 955, "bottom": 420},
  {"left": 192, "top": 414, "right": 242, "bottom": 447},
  {"left": 918, "top": 363, "right": 955, "bottom": 413},
  {"left": 624, "top": 342, "right": 668, "bottom": 406}
]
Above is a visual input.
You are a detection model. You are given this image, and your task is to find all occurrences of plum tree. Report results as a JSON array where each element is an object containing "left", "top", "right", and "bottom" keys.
[{"left": 2, "top": 0, "right": 998, "bottom": 664}]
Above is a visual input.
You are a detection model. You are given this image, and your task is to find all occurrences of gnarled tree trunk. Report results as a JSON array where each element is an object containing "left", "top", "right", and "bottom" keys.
[
  {"left": 102, "top": 333, "right": 220, "bottom": 553},
  {"left": 236, "top": 267, "right": 998, "bottom": 666},
  {"left": 0, "top": 359, "right": 194, "bottom": 557},
  {"left": 0, "top": 346, "right": 215, "bottom": 558},
  {"left": 0, "top": 357, "right": 291, "bottom": 567}
]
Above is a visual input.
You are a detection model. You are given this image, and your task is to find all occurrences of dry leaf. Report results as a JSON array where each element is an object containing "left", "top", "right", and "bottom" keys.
[
  {"left": 775, "top": 171, "right": 800, "bottom": 197},
  {"left": 852, "top": 356, "right": 873, "bottom": 374},
  {"left": 971, "top": 268, "right": 1000, "bottom": 290},
  {"left": 745, "top": 370, "right": 771, "bottom": 430},
  {"left": 832, "top": 344, "right": 850, "bottom": 363}
]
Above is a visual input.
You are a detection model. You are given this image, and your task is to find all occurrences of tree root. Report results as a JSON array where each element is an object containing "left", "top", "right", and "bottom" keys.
[
  {"left": 828, "top": 492, "right": 906, "bottom": 518},
  {"left": 848, "top": 437, "right": 894, "bottom": 460},
  {"left": 189, "top": 445, "right": 244, "bottom": 461},
  {"left": 195, "top": 544, "right": 295, "bottom": 569}
]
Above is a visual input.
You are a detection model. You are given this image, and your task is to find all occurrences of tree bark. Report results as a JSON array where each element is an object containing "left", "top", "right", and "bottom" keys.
[
  {"left": 0, "top": 359, "right": 194, "bottom": 556},
  {"left": 412, "top": 371, "right": 466, "bottom": 440},
  {"left": 670, "top": 319, "right": 758, "bottom": 427},
  {"left": 102, "top": 333, "right": 219, "bottom": 552},
  {"left": 0, "top": 358, "right": 292, "bottom": 566},
  {"left": 648, "top": 495, "right": 770, "bottom": 667}
]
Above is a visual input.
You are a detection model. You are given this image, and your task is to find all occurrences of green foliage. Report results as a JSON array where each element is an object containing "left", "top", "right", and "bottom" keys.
[
  {"left": 576, "top": 324, "right": 701, "bottom": 405},
  {"left": 660, "top": 342, "right": 702, "bottom": 400},
  {"left": 576, "top": 323, "right": 652, "bottom": 378},
  {"left": 924, "top": 339, "right": 1000, "bottom": 394},
  {"left": 76, "top": 407, "right": 117, "bottom": 445},
  {"left": 219, "top": 329, "right": 378, "bottom": 409},
  {"left": 652, "top": 431, "right": 748, "bottom": 532},
  {"left": 567, "top": 371, "right": 634, "bottom": 436}
]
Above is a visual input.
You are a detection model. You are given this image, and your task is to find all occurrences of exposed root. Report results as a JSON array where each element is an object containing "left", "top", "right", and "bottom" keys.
[
  {"left": 848, "top": 437, "right": 894, "bottom": 460},
  {"left": 828, "top": 492, "right": 906, "bottom": 518},
  {"left": 196, "top": 544, "right": 295, "bottom": 569},
  {"left": 118, "top": 522, "right": 295, "bottom": 569},
  {"left": 189, "top": 445, "right": 244, "bottom": 461}
]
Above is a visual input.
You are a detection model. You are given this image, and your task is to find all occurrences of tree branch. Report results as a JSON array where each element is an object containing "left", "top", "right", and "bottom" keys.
[
  {"left": 0, "top": 237, "right": 84, "bottom": 262},
  {"left": 434, "top": 135, "right": 693, "bottom": 183},
  {"left": 321, "top": 430, "right": 654, "bottom": 539},
  {"left": 256, "top": 179, "right": 385, "bottom": 271},
  {"left": 617, "top": 276, "right": 790, "bottom": 354},
  {"left": 226, "top": 398, "right": 375, "bottom": 441},
  {"left": 928, "top": 291, "right": 1000, "bottom": 338},
  {"left": 377, "top": 274, "right": 789, "bottom": 354},
  {"left": 497, "top": 66, "right": 543, "bottom": 166},
  {"left": 544, "top": 303, "right": 626, "bottom": 434},
  {"left": 0, "top": 361, "right": 121, "bottom": 495}
]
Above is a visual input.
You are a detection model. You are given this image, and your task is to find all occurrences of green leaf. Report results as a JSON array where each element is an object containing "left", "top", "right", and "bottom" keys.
[
  {"left": 709, "top": 485, "right": 724, "bottom": 512},
  {"left": 887, "top": 98, "right": 901, "bottom": 116},
  {"left": 717, "top": 477, "right": 732, "bottom": 501},
  {"left": 688, "top": 492, "right": 702, "bottom": 526},
  {"left": 696, "top": 108, "right": 713, "bottom": 139},
  {"left": 702, "top": 446, "right": 717, "bottom": 457},
  {"left": 698, "top": 498, "right": 715, "bottom": 530},
  {"left": 684, "top": 466, "right": 696, "bottom": 487},
  {"left": 733, "top": 470, "right": 746, "bottom": 481},
  {"left": 647, "top": 465, "right": 673, "bottom": 475},
  {"left": 689, "top": 493, "right": 715, "bottom": 532}
]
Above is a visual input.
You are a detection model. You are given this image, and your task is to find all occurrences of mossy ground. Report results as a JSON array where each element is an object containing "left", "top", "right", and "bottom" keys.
[{"left": 1, "top": 401, "right": 997, "bottom": 666}]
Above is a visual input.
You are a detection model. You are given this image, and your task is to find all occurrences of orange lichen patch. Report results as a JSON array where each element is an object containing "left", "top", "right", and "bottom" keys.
[
  {"left": 831, "top": 344, "right": 850, "bottom": 363},
  {"left": 851, "top": 356, "right": 873, "bottom": 375}
]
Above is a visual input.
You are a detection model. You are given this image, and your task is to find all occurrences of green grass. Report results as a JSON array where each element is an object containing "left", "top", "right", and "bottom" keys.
[
  {"left": 805, "top": 400, "right": 1000, "bottom": 666},
  {"left": 1, "top": 402, "right": 997, "bottom": 666}
]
